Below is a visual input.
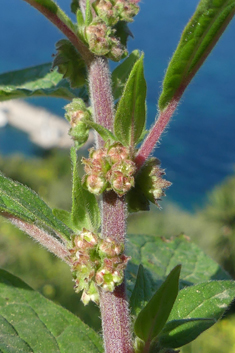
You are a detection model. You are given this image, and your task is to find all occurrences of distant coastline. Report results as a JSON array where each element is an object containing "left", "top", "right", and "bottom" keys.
[{"left": 0, "top": 100, "right": 93, "bottom": 150}]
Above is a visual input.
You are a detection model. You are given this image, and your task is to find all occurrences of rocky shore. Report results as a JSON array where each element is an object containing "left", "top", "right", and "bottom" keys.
[{"left": 0, "top": 100, "right": 93, "bottom": 150}]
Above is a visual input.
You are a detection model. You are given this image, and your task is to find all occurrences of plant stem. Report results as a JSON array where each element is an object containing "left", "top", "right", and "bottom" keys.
[
  {"left": 135, "top": 98, "right": 179, "bottom": 170},
  {"left": 88, "top": 57, "right": 114, "bottom": 147},
  {"left": 88, "top": 56, "right": 133, "bottom": 353},
  {"left": 3, "top": 213, "right": 71, "bottom": 264},
  {"left": 23, "top": 0, "right": 93, "bottom": 62}
]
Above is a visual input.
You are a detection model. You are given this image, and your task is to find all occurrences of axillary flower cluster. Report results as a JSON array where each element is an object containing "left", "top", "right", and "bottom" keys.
[
  {"left": 82, "top": 142, "right": 136, "bottom": 196},
  {"left": 82, "top": 0, "right": 140, "bottom": 60},
  {"left": 68, "top": 229, "right": 129, "bottom": 305}
]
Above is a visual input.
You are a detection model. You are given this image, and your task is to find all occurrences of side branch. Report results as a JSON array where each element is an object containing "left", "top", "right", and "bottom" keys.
[
  {"left": 3, "top": 213, "right": 71, "bottom": 264},
  {"left": 135, "top": 97, "right": 180, "bottom": 170},
  {"left": 23, "top": 0, "right": 93, "bottom": 62}
]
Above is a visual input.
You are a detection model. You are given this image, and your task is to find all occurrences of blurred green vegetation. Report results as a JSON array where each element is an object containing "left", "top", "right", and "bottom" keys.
[
  {"left": 0, "top": 150, "right": 101, "bottom": 332},
  {"left": 0, "top": 150, "right": 235, "bottom": 351}
]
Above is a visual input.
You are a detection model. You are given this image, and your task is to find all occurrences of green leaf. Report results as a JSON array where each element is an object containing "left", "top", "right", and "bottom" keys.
[
  {"left": 0, "top": 269, "right": 103, "bottom": 353},
  {"left": 0, "top": 63, "right": 87, "bottom": 101},
  {"left": 85, "top": 0, "right": 93, "bottom": 25},
  {"left": 71, "top": 148, "right": 101, "bottom": 231},
  {"left": 52, "top": 208, "right": 78, "bottom": 233},
  {"left": 114, "top": 54, "right": 147, "bottom": 147},
  {"left": 130, "top": 264, "right": 156, "bottom": 316},
  {"left": 158, "top": 0, "right": 235, "bottom": 110},
  {"left": 52, "top": 39, "right": 87, "bottom": 88},
  {"left": 134, "top": 265, "right": 181, "bottom": 343},
  {"left": 113, "top": 21, "right": 133, "bottom": 47},
  {"left": 71, "top": 0, "right": 80, "bottom": 14},
  {"left": 126, "top": 187, "right": 150, "bottom": 213},
  {"left": 112, "top": 50, "right": 140, "bottom": 101},
  {"left": 0, "top": 172, "right": 71, "bottom": 240},
  {"left": 84, "top": 119, "right": 117, "bottom": 142},
  {"left": 159, "top": 280, "right": 235, "bottom": 348},
  {"left": 126, "top": 234, "right": 230, "bottom": 300},
  {"left": 158, "top": 318, "right": 213, "bottom": 349}
]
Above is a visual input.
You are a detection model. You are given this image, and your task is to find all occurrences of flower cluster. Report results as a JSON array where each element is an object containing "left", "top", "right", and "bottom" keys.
[
  {"left": 68, "top": 229, "right": 129, "bottom": 305},
  {"left": 64, "top": 99, "right": 92, "bottom": 148},
  {"left": 83, "top": 0, "right": 140, "bottom": 60},
  {"left": 146, "top": 158, "right": 172, "bottom": 207},
  {"left": 93, "top": 0, "right": 140, "bottom": 26},
  {"left": 82, "top": 142, "right": 136, "bottom": 196},
  {"left": 136, "top": 157, "right": 172, "bottom": 208},
  {"left": 85, "top": 18, "right": 127, "bottom": 60}
]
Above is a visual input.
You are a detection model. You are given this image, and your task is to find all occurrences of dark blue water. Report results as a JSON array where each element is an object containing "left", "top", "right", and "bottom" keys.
[{"left": 1, "top": 0, "right": 235, "bottom": 210}]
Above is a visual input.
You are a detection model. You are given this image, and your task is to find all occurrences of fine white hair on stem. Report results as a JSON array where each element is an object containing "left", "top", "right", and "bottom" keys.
[{"left": 3, "top": 214, "right": 71, "bottom": 264}]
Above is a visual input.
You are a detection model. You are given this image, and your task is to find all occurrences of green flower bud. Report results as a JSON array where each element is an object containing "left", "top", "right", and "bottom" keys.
[
  {"left": 107, "top": 142, "right": 130, "bottom": 163},
  {"left": 83, "top": 174, "right": 108, "bottom": 195},
  {"left": 81, "top": 282, "right": 100, "bottom": 305},
  {"left": 107, "top": 36, "right": 128, "bottom": 62},
  {"left": 114, "top": 0, "right": 139, "bottom": 22},
  {"left": 65, "top": 99, "right": 91, "bottom": 123},
  {"left": 85, "top": 19, "right": 111, "bottom": 55},
  {"left": 99, "top": 238, "right": 124, "bottom": 257},
  {"left": 93, "top": 0, "right": 119, "bottom": 26},
  {"left": 107, "top": 170, "right": 135, "bottom": 196}
]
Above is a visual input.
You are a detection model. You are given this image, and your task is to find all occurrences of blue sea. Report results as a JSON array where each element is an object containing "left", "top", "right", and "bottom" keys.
[{"left": 1, "top": 0, "right": 235, "bottom": 210}]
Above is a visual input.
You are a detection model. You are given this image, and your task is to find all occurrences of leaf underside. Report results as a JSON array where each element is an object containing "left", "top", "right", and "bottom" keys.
[
  {"left": 158, "top": 0, "right": 235, "bottom": 110},
  {"left": 0, "top": 63, "right": 87, "bottom": 101},
  {"left": 0, "top": 172, "right": 71, "bottom": 240},
  {"left": 0, "top": 269, "right": 103, "bottom": 353},
  {"left": 126, "top": 234, "right": 230, "bottom": 300}
]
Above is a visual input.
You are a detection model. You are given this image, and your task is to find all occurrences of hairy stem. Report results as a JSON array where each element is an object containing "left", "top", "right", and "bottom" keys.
[
  {"left": 88, "top": 56, "right": 114, "bottom": 147},
  {"left": 100, "top": 283, "right": 133, "bottom": 353},
  {"left": 88, "top": 56, "right": 133, "bottom": 353},
  {"left": 135, "top": 98, "right": 179, "bottom": 170},
  {"left": 3, "top": 213, "right": 71, "bottom": 264}
]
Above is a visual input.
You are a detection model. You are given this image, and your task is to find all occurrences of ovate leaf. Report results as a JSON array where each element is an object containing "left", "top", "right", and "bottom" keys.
[
  {"left": 158, "top": 280, "right": 235, "bottom": 348},
  {"left": 158, "top": 0, "right": 235, "bottom": 110},
  {"left": 0, "top": 172, "right": 71, "bottom": 240},
  {"left": 134, "top": 265, "right": 181, "bottom": 343},
  {"left": 71, "top": 148, "right": 100, "bottom": 231},
  {"left": 126, "top": 234, "right": 230, "bottom": 300},
  {"left": 0, "top": 269, "right": 103, "bottom": 353},
  {"left": 112, "top": 50, "right": 140, "bottom": 100},
  {"left": 114, "top": 54, "right": 146, "bottom": 147},
  {"left": 0, "top": 63, "right": 87, "bottom": 101}
]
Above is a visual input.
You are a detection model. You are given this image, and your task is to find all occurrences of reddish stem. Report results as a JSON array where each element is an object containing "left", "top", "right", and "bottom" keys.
[
  {"left": 135, "top": 97, "right": 180, "bottom": 170},
  {"left": 88, "top": 56, "right": 133, "bottom": 352},
  {"left": 3, "top": 213, "right": 71, "bottom": 264},
  {"left": 100, "top": 283, "right": 133, "bottom": 353},
  {"left": 88, "top": 57, "right": 114, "bottom": 147},
  {"left": 23, "top": 0, "right": 93, "bottom": 62}
]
